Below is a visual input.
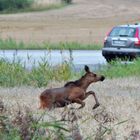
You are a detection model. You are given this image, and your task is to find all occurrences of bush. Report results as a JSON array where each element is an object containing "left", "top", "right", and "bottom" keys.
[
  {"left": 0, "top": 0, "right": 33, "bottom": 12},
  {"left": 61, "top": 0, "right": 72, "bottom": 4}
]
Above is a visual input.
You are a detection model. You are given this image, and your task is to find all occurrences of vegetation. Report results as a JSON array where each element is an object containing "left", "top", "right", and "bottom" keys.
[
  {"left": 101, "top": 59, "right": 140, "bottom": 78},
  {"left": 0, "top": 0, "right": 33, "bottom": 13},
  {"left": 62, "top": 0, "right": 72, "bottom": 4},
  {"left": 0, "top": 100, "right": 70, "bottom": 140},
  {"left": 0, "top": 38, "right": 102, "bottom": 50},
  {"left": 0, "top": 59, "right": 78, "bottom": 87},
  {"left": 0, "top": 98, "right": 131, "bottom": 140},
  {"left": 0, "top": 57, "right": 140, "bottom": 87},
  {"left": 0, "top": 0, "right": 68, "bottom": 14},
  {"left": 0, "top": 57, "right": 140, "bottom": 139}
]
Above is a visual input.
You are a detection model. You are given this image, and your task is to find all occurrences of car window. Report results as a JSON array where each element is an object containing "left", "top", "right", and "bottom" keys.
[{"left": 109, "top": 27, "right": 136, "bottom": 37}]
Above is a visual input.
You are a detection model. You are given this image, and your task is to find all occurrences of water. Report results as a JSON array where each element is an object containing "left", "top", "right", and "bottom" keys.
[{"left": 0, "top": 50, "right": 106, "bottom": 70}]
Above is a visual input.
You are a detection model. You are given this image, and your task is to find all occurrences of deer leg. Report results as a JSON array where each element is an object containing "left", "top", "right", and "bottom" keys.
[
  {"left": 39, "top": 97, "right": 53, "bottom": 110},
  {"left": 86, "top": 91, "right": 100, "bottom": 110},
  {"left": 72, "top": 98, "right": 85, "bottom": 109},
  {"left": 54, "top": 99, "right": 71, "bottom": 107}
]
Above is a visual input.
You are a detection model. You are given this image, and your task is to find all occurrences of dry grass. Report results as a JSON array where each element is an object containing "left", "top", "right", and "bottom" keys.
[
  {"left": 0, "top": 0, "right": 140, "bottom": 44},
  {"left": 0, "top": 77, "right": 140, "bottom": 139}
]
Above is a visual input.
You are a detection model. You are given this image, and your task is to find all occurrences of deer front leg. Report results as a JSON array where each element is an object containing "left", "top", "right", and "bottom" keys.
[
  {"left": 85, "top": 91, "right": 100, "bottom": 110},
  {"left": 72, "top": 98, "right": 85, "bottom": 109}
]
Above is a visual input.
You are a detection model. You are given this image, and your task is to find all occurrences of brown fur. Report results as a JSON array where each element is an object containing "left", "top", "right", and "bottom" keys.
[{"left": 39, "top": 65, "right": 105, "bottom": 110}]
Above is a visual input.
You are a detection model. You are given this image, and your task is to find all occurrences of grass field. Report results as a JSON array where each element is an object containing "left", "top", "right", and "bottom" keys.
[
  {"left": 1, "top": 0, "right": 140, "bottom": 44},
  {"left": 0, "top": 77, "right": 140, "bottom": 139},
  {"left": 1, "top": 0, "right": 140, "bottom": 138},
  {"left": 0, "top": 58, "right": 140, "bottom": 139},
  {"left": 0, "top": 38, "right": 102, "bottom": 50}
]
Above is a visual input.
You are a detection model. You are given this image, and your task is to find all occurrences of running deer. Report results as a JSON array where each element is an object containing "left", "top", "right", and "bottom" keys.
[{"left": 39, "top": 65, "right": 105, "bottom": 110}]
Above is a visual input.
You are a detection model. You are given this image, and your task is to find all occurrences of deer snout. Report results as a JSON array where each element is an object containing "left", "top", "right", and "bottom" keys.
[{"left": 100, "top": 76, "right": 105, "bottom": 81}]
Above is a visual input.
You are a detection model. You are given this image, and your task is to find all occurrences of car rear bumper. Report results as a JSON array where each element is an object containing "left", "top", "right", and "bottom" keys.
[{"left": 102, "top": 47, "right": 140, "bottom": 58}]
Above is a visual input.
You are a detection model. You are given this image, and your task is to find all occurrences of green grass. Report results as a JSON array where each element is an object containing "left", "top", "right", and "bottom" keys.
[
  {"left": 0, "top": 57, "right": 140, "bottom": 87},
  {"left": 0, "top": 38, "right": 102, "bottom": 50},
  {"left": 101, "top": 59, "right": 140, "bottom": 78},
  {"left": 0, "top": 0, "right": 34, "bottom": 13},
  {"left": 0, "top": 59, "right": 79, "bottom": 87},
  {"left": 0, "top": 0, "right": 67, "bottom": 14},
  {"left": 0, "top": 3, "right": 67, "bottom": 14}
]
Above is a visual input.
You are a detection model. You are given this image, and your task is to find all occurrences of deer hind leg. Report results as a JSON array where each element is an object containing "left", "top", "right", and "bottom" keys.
[
  {"left": 72, "top": 98, "right": 85, "bottom": 109},
  {"left": 85, "top": 91, "right": 100, "bottom": 110},
  {"left": 39, "top": 96, "right": 53, "bottom": 109}
]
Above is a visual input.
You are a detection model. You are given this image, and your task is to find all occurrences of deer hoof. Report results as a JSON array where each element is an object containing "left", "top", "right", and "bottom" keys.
[{"left": 92, "top": 103, "right": 100, "bottom": 110}]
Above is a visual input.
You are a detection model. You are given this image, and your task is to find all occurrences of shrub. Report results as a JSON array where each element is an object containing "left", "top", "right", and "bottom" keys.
[
  {"left": 0, "top": 0, "right": 33, "bottom": 12},
  {"left": 61, "top": 0, "right": 72, "bottom": 4}
]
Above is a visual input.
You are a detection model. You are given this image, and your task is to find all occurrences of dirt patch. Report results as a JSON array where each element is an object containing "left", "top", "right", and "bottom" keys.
[{"left": 0, "top": 0, "right": 140, "bottom": 44}]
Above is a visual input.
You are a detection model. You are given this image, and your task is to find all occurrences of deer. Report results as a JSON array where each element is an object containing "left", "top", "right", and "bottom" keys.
[{"left": 39, "top": 65, "right": 105, "bottom": 110}]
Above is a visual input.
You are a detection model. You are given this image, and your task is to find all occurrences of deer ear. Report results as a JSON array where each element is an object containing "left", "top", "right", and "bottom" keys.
[{"left": 85, "top": 65, "right": 90, "bottom": 73}]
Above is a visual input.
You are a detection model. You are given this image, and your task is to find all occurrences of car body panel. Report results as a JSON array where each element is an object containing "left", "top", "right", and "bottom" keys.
[{"left": 102, "top": 23, "right": 140, "bottom": 61}]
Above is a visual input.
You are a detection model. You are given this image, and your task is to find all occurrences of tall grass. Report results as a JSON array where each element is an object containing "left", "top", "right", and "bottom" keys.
[
  {"left": 0, "top": 38, "right": 102, "bottom": 50},
  {"left": 0, "top": 0, "right": 33, "bottom": 13},
  {"left": 0, "top": 98, "right": 131, "bottom": 140},
  {"left": 0, "top": 59, "right": 77, "bottom": 87},
  {"left": 0, "top": 0, "right": 70, "bottom": 14},
  {"left": 0, "top": 58, "right": 140, "bottom": 87},
  {"left": 0, "top": 0, "right": 68, "bottom": 14},
  {"left": 101, "top": 59, "right": 140, "bottom": 78},
  {"left": 0, "top": 100, "right": 70, "bottom": 140}
]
